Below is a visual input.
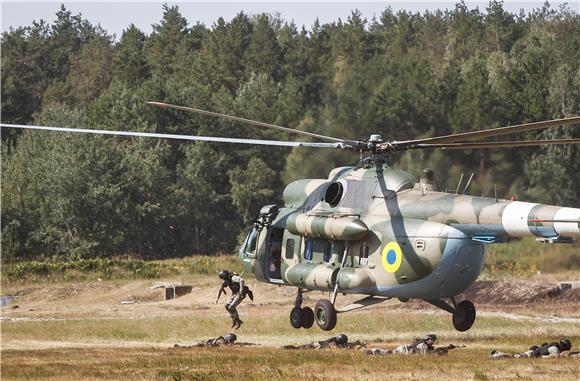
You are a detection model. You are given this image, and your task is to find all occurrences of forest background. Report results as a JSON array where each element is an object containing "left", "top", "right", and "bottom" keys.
[{"left": 1, "top": 1, "right": 579, "bottom": 260}]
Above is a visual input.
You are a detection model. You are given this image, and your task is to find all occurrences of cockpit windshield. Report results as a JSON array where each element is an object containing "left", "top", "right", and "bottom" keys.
[{"left": 241, "top": 226, "right": 260, "bottom": 257}]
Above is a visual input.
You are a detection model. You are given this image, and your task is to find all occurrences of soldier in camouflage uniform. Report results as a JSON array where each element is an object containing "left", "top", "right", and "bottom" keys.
[
  {"left": 195, "top": 333, "right": 237, "bottom": 347},
  {"left": 367, "top": 334, "right": 463, "bottom": 356},
  {"left": 283, "top": 334, "right": 366, "bottom": 350},
  {"left": 490, "top": 339, "right": 572, "bottom": 359},
  {"left": 216, "top": 269, "right": 253, "bottom": 329},
  {"left": 393, "top": 334, "right": 438, "bottom": 354}
]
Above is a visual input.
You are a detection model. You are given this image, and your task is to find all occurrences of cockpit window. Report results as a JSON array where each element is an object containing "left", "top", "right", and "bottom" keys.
[{"left": 242, "top": 226, "right": 259, "bottom": 257}]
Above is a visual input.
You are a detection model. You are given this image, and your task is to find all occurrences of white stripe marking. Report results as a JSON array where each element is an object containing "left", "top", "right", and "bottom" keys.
[
  {"left": 553, "top": 208, "right": 580, "bottom": 237},
  {"left": 502, "top": 202, "right": 538, "bottom": 237}
]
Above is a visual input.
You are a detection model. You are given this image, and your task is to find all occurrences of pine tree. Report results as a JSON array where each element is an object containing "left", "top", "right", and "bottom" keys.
[
  {"left": 144, "top": 4, "right": 190, "bottom": 78},
  {"left": 244, "top": 14, "right": 282, "bottom": 80},
  {"left": 112, "top": 24, "right": 150, "bottom": 85}
]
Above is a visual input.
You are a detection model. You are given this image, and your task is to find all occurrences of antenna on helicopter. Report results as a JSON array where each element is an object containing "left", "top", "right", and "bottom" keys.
[
  {"left": 462, "top": 173, "right": 474, "bottom": 194},
  {"left": 455, "top": 173, "right": 464, "bottom": 194}
]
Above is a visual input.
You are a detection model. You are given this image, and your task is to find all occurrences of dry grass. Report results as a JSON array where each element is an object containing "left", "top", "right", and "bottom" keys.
[
  {"left": 3, "top": 308, "right": 578, "bottom": 345},
  {"left": 2, "top": 245, "right": 580, "bottom": 381},
  {"left": 3, "top": 346, "right": 580, "bottom": 381}
]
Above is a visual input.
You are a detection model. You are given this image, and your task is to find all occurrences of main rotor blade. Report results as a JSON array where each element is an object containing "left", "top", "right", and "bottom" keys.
[
  {"left": 410, "top": 138, "right": 580, "bottom": 150},
  {"left": 147, "top": 101, "right": 346, "bottom": 143},
  {"left": 0, "top": 124, "right": 347, "bottom": 149},
  {"left": 394, "top": 116, "right": 580, "bottom": 146}
]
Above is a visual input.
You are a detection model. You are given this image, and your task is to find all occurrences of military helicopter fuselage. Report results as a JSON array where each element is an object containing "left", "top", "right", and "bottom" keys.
[{"left": 240, "top": 164, "right": 580, "bottom": 331}]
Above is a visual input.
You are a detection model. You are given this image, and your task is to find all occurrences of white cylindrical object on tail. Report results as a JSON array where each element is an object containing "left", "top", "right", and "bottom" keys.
[
  {"left": 502, "top": 201, "right": 539, "bottom": 237},
  {"left": 553, "top": 208, "right": 580, "bottom": 237}
]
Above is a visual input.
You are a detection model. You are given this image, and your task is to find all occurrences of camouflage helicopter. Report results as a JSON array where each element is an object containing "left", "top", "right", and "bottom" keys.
[{"left": 2, "top": 103, "right": 580, "bottom": 332}]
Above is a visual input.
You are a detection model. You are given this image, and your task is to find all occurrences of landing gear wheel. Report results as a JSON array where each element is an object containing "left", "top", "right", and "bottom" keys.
[
  {"left": 290, "top": 307, "right": 303, "bottom": 329},
  {"left": 452, "top": 300, "right": 476, "bottom": 332},
  {"left": 314, "top": 299, "right": 337, "bottom": 331},
  {"left": 301, "top": 307, "right": 314, "bottom": 329}
]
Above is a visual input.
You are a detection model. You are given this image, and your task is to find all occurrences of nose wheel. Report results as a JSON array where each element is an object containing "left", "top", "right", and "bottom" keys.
[
  {"left": 289, "top": 289, "right": 337, "bottom": 330},
  {"left": 289, "top": 288, "right": 315, "bottom": 329},
  {"left": 290, "top": 306, "right": 314, "bottom": 329}
]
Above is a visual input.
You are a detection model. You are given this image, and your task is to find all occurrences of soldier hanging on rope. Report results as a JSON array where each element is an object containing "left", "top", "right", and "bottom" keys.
[{"left": 216, "top": 269, "right": 254, "bottom": 329}]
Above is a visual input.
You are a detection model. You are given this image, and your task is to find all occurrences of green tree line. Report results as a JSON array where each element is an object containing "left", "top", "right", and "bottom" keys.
[{"left": 1, "top": 2, "right": 579, "bottom": 260}]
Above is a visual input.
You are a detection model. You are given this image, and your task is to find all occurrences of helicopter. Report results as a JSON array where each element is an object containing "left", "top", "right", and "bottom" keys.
[{"left": 2, "top": 103, "right": 579, "bottom": 332}]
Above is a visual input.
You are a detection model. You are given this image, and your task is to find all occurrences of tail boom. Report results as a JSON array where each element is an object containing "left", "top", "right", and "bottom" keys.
[{"left": 501, "top": 202, "right": 580, "bottom": 238}]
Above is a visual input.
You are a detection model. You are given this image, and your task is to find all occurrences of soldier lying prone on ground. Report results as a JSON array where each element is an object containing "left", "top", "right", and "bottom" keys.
[
  {"left": 283, "top": 334, "right": 366, "bottom": 350},
  {"left": 173, "top": 333, "right": 256, "bottom": 348},
  {"left": 366, "top": 334, "right": 465, "bottom": 356},
  {"left": 489, "top": 339, "right": 572, "bottom": 359}
]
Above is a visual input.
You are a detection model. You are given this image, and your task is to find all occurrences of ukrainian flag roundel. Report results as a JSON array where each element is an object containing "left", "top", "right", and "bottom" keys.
[{"left": 381, "top": 241, "right": 403, "bottom": 273}]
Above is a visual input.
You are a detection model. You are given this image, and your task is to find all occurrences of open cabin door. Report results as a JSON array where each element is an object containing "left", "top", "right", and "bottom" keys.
[{"left": 240, "top": 205, "right": 284, "bottom": 282}]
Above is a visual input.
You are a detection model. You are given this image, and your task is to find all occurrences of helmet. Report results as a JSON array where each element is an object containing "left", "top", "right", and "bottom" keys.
[
  {"left": 218, "top": 270, "right": 230, "bottom": 280},
  {"left": 425, "top": 334, "right": 437, "bottom": 343},
  {"left": 560, "top": 339, "right": 572, "bottom": 350},
  {"left": 224, "top": 333, "right": 237, "bottom": 343},
  {"left": 335, "top": 334, "right": 348, "bottom": 345}
]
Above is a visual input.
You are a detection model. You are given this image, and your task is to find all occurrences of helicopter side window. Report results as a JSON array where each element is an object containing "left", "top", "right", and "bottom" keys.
[
  {"left": 359, "top": 244, "right": 369, "bottom": 266},
  {"left": 324, "top": 182, "right": 344, "bottom": 207},
  {"left": 323, "top": 241, "right": 332, "bottom": 263},
  {"left": 333, "top": 241, "right": 346, "bottom": 263},
  {"left": 286, "top": 239, "right": 295, "bottom": 259},
  {"left": 304, "top": 239, "right": 313, "bottom": 261}
]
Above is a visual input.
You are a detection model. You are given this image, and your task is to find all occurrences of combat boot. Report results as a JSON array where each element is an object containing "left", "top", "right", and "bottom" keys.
[
  {"left": 233, "top": 318, "right": 243, "bottom": 330},
  {"left": 242, "top": 286, "right": 254, "bottom": 301}
]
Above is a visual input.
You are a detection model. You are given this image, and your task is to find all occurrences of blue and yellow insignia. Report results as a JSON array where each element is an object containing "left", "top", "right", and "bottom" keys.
[{"left": 381, "top": 242, "right": 403, "bottom": 273}]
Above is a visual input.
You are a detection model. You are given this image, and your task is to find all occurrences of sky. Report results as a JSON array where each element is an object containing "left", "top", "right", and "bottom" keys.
[{"left": 2, "top": 1, "right": 578, "bottom": 39}]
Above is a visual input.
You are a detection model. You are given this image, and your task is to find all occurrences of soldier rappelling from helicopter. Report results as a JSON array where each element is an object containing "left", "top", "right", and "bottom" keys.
[{"left": 216, "top": 269, "right": 254, "bottom": 329}]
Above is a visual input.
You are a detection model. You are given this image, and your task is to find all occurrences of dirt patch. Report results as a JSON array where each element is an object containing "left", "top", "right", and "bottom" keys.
[
  {"left": 3, "top": 277, "right": 579, "bottom": 323},
  {"left": 463, "top": 280, "right": 580, "bottom": 305}
]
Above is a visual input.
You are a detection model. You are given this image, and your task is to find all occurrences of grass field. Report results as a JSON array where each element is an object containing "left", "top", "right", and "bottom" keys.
[
  {"left": 2, "top": 240, "right": 580, "bottom": 380},
  {"left": 4, "top": 346, "right": 580, "bottom": 381},
  {"left": 3, "top": 305, "right": 580, "bottom": 381}
]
